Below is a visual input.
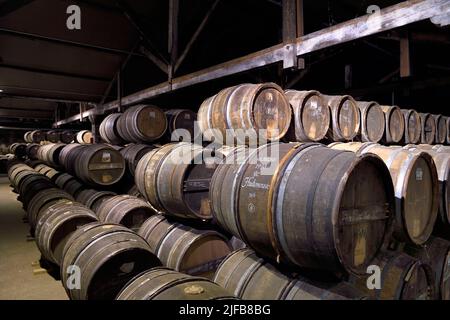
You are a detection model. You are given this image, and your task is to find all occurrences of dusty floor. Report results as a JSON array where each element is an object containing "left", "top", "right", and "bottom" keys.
[{"left": 0, "top": 177, "right": 68, "bottom": 300}]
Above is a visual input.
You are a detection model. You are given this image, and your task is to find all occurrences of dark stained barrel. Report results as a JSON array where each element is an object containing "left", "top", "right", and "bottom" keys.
[
  {"left": 59, "top": 144, "right": 86, "bottom": 175},
  {"left": 283, "top": 90, "right": 330, "bottom": 142},
  {"left": 74, "top": 144, "right": 125, "bottom": 186},
  {"left": 18, "top": 175, "right": 55, "bottom": 209},
  {"left": 402, "top": 109, "right": 421, "bottom": 144},
  {"left": 198, "top": 83, "right": 292, "bottom": 144},
  {"left": 30, "top": 130, "right": 46, "bottom": 143},
  {"left": 403, "top": 145, "right": 450, "bottom": 232},
  {"left": 99, "top": 113, "right": 124, "bottom": 145},
  {"left": 8, "top": 163, "right": 33, "bottom": 187},
  {"left": 96, "top": 195, "right": 155, "bottom": 231},
  {"left": 46, "top": 130, "right": 60, "bottom": 143},
  {"left": 165, "top": 109, "right": 199, "bottom": 142},
  {"left": 420, "top": 113, "right": 436, "bottom": 144},
  {"left": 214, "top": 249, "right": 366, "bottom": 300},
  {"left": 331, "top": 143, "right": 439, "bottom": 245},
  {"left": 322, "top": 95, "right": 360, "bottom": 141},
  {"left": 211, "top": 142, "right": 394, "bottom": 275},
  {"left": 75, "top": 189, "right": 116, "bottom": 211},
  {"left": 27, "top": 188, "right": 74, "bottom": 229},
  {"left": 434, "top": 114, "right": 447, "bottom": 145},
  {"left": 11, "top": 143, "right": 27, "bottom": 159},
  {"left": 120, "top": 144, "right": 156, "bottom": 176},
  {"left": 117, "top": 105, "right": 167, "bottom": 143},
  {"left": 138, "top": 215, "right": 231, "bottom": 275},
  {"left": 75, "top": 130, "right": 93, "bottom": 144},
  {"left": 60, "top": 130, "right": 75, "bottom": 144},
  {"left": 61, "top": 223, "right": 161, "bottom": 300},
  {"left": 35, "top": 201, "right": 98, "bottom": 265},
  {"left": 135, "top": 143, "right": 220, "bottom": 220},
  {"left": 356, "top": 101, "right": 385, "bottom": 143},
  {"left": 116, "top": 267, "right": 235, "bottom": 300},
  {"left": 63, "top": 178, "right": 84, "bottom": 198},
  {"left": 26, "top": 143, "right": 40, "bottom": 160},
  {"left": 350, "top": 251, "right": 434, "bottom": 300},
  {"left": 55, "top": 173, "right": 75, "bottom": 189},
  {"left": 381, "top": 105, "right": 404, "bottom": 144},
  {"left": 405, "top": 237, "right": 450, "bottom": 300}
]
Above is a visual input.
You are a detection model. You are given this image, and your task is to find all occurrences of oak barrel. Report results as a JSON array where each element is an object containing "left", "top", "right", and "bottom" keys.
[
  {"left": 120, "top": 143, "right": 155, "bottom": 176},
  {"left": 116, "top": 267, "right": 235, "bottom": 300},
  {"left": 284, "top": 90, "right": 330, "bottom": 142},
  {"left": 214, "top": 249, "right": 366, "bottom": 300},
  {"left": 30, "top": 130, "right": 46, "bottom": 143},
  {"left": 405, "top": 237, "right": 450, "bottom": 300},
  {"left": 330, "top": 143, "right": 439, "bottom": 245},
  {"left": 198, "top": 83, "right": 291, "bottom": 144},
  {"left": 73, "top": 144, "right": 125, "bottom": 186},
  {"left": 381, "top": 105, "right": 404, "bottom": 144},
  {"left": 402, "top": 109, "right": 421, "bottom": 144},
  {"left": 420, "top": 113, "right": 436, "bottom": 144},
  {"left": 356, "top": 101, "right": 385, "bottom": 143},
  {"left": 59, "top": 144, "right": 86, "bottom": 174},
  {"left": 117, "top": 105, "right": 167, "bottom": 143},
  {"left": 99, "top": 113, "right": 124, "bottom": 145},
  {"left": 210, "top": 142, "right": 394, "bottom": 274},
  {"left": 165, "top": 109, "right": 199, "bottom": 142},
  {"left": 60, "top": 130, "right": 75, "bottom": 144},
  {"left": 322, "top": 94, "right": 360, "bottom": 141},
  {"left": 61, "top": 223, "right": 161, "bottom": 300},
  {"left": 26, "top": 143, "right": 40, "bottom": 160},
  {"left": 76, "top": 189, "right": 116, "bottom": 211},
  {"left": 75, "top": 130, "right": 93, "bottom": 144},
  {"left": 96, "top": 195, "right": 155, "bottom": 231},
  {"left": 138, "top": 215, "right": 231, "bottom": 275},
  {"left": 35, "top": 201, "right": 98, "bottom": 265},
  {"left": 37, "top": 143, "right": 66, "bottom": 167},
  {"left": 434, "top": 114, "right": 447, "bottom": 144},
  {"left": 135, "top": 143, "right": 220, "bottom": 219},
  {"left": 350, "top": 251, "right": 434, "bottom": 300},
  {"left": 46, "top": 130, "right": 60, "bottom": 143}
]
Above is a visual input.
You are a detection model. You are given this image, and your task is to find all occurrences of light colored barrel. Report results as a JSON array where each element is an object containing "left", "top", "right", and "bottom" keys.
[
  {"left": 381, "top": 105, "right": 404, "bottom": 144},
  {"left": 75, "top": 130, "right": 93, "bottom": 144},
  {"left": 402, "top": 109, "right": 421, "bottom": 144},
  {"left": 420, "top": 113, "right": 436, "bottom": 144},
  {"left": 99, "top": 113, "right": 124, "bottom": 145},
  {"left": 284, "top": 90, "right": 330, "bottom": 142},
  {"left": 434, "top": 114, "right": 447, "bottom": 145},
  {"left": 357, "top": 101, "right": 385, "bottom": 143},
  {"left": 322, "top": 94, "right": 360, "bottom": 141}
]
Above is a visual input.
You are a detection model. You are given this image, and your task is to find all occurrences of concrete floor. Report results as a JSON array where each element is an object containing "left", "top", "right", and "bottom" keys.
[{"left": 0, "top": 177, "right": 68, "bottom": 300}]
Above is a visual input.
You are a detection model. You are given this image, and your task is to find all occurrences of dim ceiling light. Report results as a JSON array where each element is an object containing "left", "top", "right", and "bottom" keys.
[{"left": 0, "top": 89, "right": 3, "bottom": 92}]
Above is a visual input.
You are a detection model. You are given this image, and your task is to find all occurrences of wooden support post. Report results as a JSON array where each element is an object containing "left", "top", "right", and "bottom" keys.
[
  {"left": 400, "top": 32, "right": 411, "bottom": 77},
  {"left": 345, "top": 64, "right": 353, "bottom": 89},
  {"left": 282, "top": 0, "right": 304, "bottom": 69},
  {"left": 168, "top": 0, "right": 179, "bottom": 80}
]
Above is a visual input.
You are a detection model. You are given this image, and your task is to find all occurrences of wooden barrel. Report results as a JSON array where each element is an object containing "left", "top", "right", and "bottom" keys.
[
  {"left": 96, "top": 195, "right": 155, "bottom": 231},
  {"left": 229, "top": 237, "right": 246, "bottom": 251},
  {"left": 198, "top": 83, "right": 291, "bottom": 144},
  {"left": 27, "top": 188, "right": 74, "bottom": 229},
  {"left": 61, "top": 222, "right": 161, "bottom": 300},
  {"left": 63, "top": 178, "right": 85, "bottom": 198},
  {"left": 43, "top": 167, "right": 62, "bottom": 182},
  {"left": 210, "top": 142, "right": 394, "bottom": 274},
  {"left": 8, "top": 163, "right": 33, "bottom": 186},
  {"left": 405, "top": 237, "right": 450, "bottom": 300},
  {"left": 420, "top": 113, "right": 436, "bottom": 144},
  {"left": 59, "top": 144, "right": 86, "bottom": 174},
  {"left": 24, "top": 131, "right": 33, "bottom": 143},
  {"left": 447, "top": 117, "right": 450, "bottom": 145},
  {"left": 75, "top": 130, "right": 93, "bottom": 144},
  {"left": 74, "top": 144, "right": 125, "bottom": 186},
  {"left": 55, "top": 173, "right": 75, "bottom": 189},
  {"left": 135, "top": 143, "right": 220, "bottom": 219},
  {"left": 403, "top": 145, "right": 450, "bottom": 232},
  {"left": 165, "top": 109, "right": 199, "bottom": 142},
  {"left": 283, "top": 90, "right": 330, "bottom": 142},
  {"left": 18, "top": 176, "right": 55, "bottom": 209},
  {"left": 381, "top": 105, "right": 404, "bottom": 144},
  {"left": 35, "top": 201, "right": 98, "bottom": 265},
  {"left": 331, "top": 143, "right": 439, "bottom": 245},
  {"left": 401, "top": 109, "right": 421, "bottom": 144},
  {"left": 60, "top": 130, "right": 75, "bottom": 144},
  {"left": 138, "top": 215, "right": 231, "bottom": 275},
  {"left": 214, "top": 248, "right": 365, "bottom": 300},
  {"left": 99, "top": 113, "right": 124, "bottom": 145},
  {"left": 26, "top": 143, "right": 40, "bottom": 160},
  {"left": 30, "top": 130, "right": 46, "bottom": 143},
  {"left": 120, "top": 144, "right": 156, "bottom": 176},
  {"left": 75, "top": 189, "right": 116, "bottom": 211},
  {"left": 46, "top": 130, "right": 60, "bottom": 143},
  {"left": 434, "top": 114, "right": 447, "bottom": 145},
  {"left": 322, "top": 95, "right": 360, "bottom": 141},
  {"left": 116, "top": 267, "right": 235, "bottom": 300},
  {"left": 11, "top": 143, "right": 27, "bottom": 159},
  {"left": 117, "top": 105, "right": 167, "bottom": 143},
  {"left": 356, "top": 101, "right": 385, "bottom": 143},
  {"left": 126, "top": 184, "right": 142, "bottom": 198},
  {"left": 37, "top": 143, "right": 66, "bottom": 167},
  {"left": 350, "top": 251, "right": 434, "bottom": 300}
]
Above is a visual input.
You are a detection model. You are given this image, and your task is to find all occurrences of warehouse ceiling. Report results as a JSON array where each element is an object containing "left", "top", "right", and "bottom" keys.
[{"left": 0, "top": 0, "right": 449, "bottom": 127}]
